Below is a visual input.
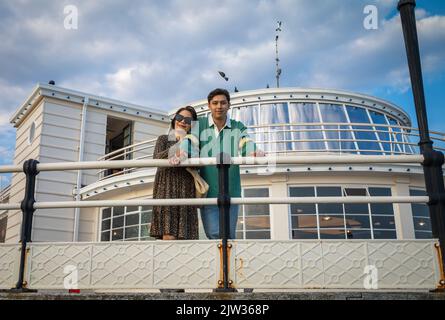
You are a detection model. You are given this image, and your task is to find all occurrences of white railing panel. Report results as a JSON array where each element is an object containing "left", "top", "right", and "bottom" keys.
[
  {"left": 232, "top": 240, "right": 440, "bottom": 289},
  {"left": 26, "top": 241, "right": 220, "bottom": 290},
  {"left": 367, "top": 240, "right": 440, "bottom": 289},
  {"left": 0, "top": 244, "right": 20, "bottom": 289},
  {"left": 153, "top": 241, "right": 219, "bottom": 289}
]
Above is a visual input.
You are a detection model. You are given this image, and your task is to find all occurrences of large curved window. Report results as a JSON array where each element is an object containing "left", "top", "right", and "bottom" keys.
[{"left": 369, "top": 110, "right": 391, "bottom": 154}]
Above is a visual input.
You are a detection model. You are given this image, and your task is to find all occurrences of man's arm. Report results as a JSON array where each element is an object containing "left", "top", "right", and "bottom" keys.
[{"left": 238, "top": 123, "right": 265, "bottom": 157}]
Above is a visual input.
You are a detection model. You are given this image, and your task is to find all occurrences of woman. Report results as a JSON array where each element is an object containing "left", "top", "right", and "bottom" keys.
[{"left": 149, "top": 106, "right": 199, "bottom": 240}]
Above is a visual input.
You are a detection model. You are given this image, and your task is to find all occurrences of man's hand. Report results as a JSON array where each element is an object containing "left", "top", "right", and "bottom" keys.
[{"left": 248, "top": 150, "right": 266, "bottom": 157}]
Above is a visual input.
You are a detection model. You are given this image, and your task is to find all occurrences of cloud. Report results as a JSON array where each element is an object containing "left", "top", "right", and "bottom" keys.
[{"left": 0, "top": 0, "right": 444, "bottom": 169}]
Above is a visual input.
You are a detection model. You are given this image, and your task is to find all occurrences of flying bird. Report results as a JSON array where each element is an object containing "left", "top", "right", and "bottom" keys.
[
  {"left": 218, "top": 71, "right": 229, "bottom": 81},
  {"left": 276, "top": 21, "right": 282, "bottom": 32}
]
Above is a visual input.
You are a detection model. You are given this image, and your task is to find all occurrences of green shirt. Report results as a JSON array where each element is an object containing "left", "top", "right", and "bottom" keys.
[{"left": 191, "top": 115, "right": 256, "bottom": 198}]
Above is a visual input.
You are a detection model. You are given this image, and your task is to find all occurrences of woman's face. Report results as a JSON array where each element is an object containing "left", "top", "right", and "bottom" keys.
[{"left": 175, "top": 109, "right": 193, "bottom": 133}]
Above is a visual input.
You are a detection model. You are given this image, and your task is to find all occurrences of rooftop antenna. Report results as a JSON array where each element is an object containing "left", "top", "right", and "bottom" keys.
[{"left": 275, "top": 21, "right": 282, "bottom": 88}]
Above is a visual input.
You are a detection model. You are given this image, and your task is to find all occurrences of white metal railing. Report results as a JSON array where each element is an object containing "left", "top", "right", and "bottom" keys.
[
  {"left": 95, "top": 122, "right": 445, "bottom": 180},
  {"left": 0, "top": 154, "right": 443, "bottom": 291}
]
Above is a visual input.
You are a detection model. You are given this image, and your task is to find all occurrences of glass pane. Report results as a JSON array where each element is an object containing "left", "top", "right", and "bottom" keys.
[
  {"left": 113, "top": 206, "right": 124, "bottom": 217},
  {"left": 346, "top": 229, "right": 371, "bottom": 239},
  {"left": 126, "top": 206, "right": 139, "bottom": 213},
  {"left": 387, "top": 117, "right": 402, "bottom": 152},
  {"left": 370, "top": 203, "right": 394, "bottom": 215},
  {"left": 236, "top": 231, "right": 244, "bottom": 239},
  {"left": 141, "top": 206, "right": 152, "bottom": 212},
  {"left": 112, "top": 216, "right": 124, "bottom": 228},
  {"left": 231, "top": 105, "right": 259, "bottom": 126},
  {"left": 369, "top": 187, "right": 391, "bottom": 196},
  {"left": 101, "top": 219, "right": 111, "bottom": 231},
  {"left": 111, "top": 228, "right": 123, "bottom": 241},
  {"left": 346, "top": 106, "right": 381, "bottom": 154},
  {"left": 344, "top": 188, "right": 367, "bottom": 196},
  {"left": 413, "top": 217, "right": 431, "bottom": 231},
  {"left": 244, "top": 188, "right": 269, "bottom": 198},
  {"left": 318, "top": 203, "right": 343, "bottom": 214},
  {"left": 345, "top": 215, "right": 370, "bottom": 228},
  {"left": 259, "top": 103, "right": 291, "bottom": 152},
  {"left": 369, "top": 111, "right": 391, "bottom": 153},
  {"left": 244, "top": 204, "right": 269, "bottom": 216},
  {"left": 319, "top": 104, "right": 354, "bottom": 151},
  {"left": 289, "top": 187, "right": 314, "bottom": 197},
  {"left": 102, "top": 208, "right": 111, "bottom": 219},
  {"left": 415, "top": 231, "right": 433, "bottom": 239},
  {"left": 125, "top": 226, "right": 139, "bottom": 239},
  {"left": 244, "top": 216, "right": 270, "bottom": 230},
  {"left": 101, "top": 231, "right": 110, "bottom": 241},
  {"left": 290, "top": 204, "right": 316, "bottom": 215},
  {"left": 292, "top": 229, "right": 318, "bottom": 239},
  {"left": 317, "top": 186, "right": 342, "bottom": 197},
  {"left": 141, "top": 224, "right": 150, "bottom": 237},
  {"left": 344, "top": 204, "right": 369, "bottom": 214},
  {"left": 373, "top": 230, "right": 397, "bottom": 239},
  {"left": 245, "top": 230, "right": 271, "bottom": 239},
  {"left": 288, "top": 103, "right": 325, "bottom": 151},
  {"left": 125, "top": 214, "right": 140, "bottom": 226},
  {"left": 291, "top": 215, "right": 317, "bottom": 228},
  {"left": 141, "top": 211, "right": 152, "bottom": 224},
  {"left": 320, "top": 229, "right": 346, "bottom": 239},
  {"left": 372, "top": 215, "right": 396, "bottom": 229},
  {"left": 319, "top": 215, "right": 344, "bottom": 228},
  {"left": 411, "top": 204, "right": 429, "bottom": 217}
]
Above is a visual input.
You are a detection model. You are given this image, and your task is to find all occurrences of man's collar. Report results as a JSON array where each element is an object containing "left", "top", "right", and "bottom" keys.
[{"left": 208, "top": 113, "right": 231, "bottom": 128}]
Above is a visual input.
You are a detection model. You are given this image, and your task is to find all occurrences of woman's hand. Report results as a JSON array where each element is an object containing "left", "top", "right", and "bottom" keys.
[{"left": 169, "top": 150, "right": 188, "bottom": 166}]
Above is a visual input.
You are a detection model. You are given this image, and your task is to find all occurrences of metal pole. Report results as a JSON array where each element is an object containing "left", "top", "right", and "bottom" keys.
[
  {"left": 398, "top": 0, "right": 445, "bottom": 282},
  {"left": 215, "top": 152, "right": 235, "bottom": 292},
  {"left": 11, "top": 159, "right": 39, "bottom": 293}
]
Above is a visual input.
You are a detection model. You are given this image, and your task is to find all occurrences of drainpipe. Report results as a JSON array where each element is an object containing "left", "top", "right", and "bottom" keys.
[{"left": 73, "top": 96, "right": 89, "bottom": 242}]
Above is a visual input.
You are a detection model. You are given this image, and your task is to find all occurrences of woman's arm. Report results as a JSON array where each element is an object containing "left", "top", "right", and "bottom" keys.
[{"left": 153, "top": 135, "right": 173, "bottom": 159}]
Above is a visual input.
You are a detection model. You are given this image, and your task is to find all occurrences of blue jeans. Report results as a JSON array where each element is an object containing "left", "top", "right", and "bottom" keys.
[{"left": 200, "top": 205, "right": 239, "bottom": 239}]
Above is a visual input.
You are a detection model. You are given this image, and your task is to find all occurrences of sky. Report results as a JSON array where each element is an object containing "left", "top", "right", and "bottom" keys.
[{"left": 0, "top": 0, "right": 444, "bottom": 188}]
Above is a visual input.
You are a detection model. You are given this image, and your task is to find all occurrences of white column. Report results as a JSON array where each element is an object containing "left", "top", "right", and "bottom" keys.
[
  {"left": 269, "top": 175, "right": 290, "bottom": 240},
  {"left": 392, "top": 178, "right": 415, "bottom": 239}
]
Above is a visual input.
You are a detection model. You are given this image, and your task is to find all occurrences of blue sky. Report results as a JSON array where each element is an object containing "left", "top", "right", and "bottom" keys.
[{"left": 0, "top": 0, "right": 444, "bottom": 188}]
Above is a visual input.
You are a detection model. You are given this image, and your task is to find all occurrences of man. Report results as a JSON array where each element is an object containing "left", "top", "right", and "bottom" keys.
[{"left": 196, "top": 88, "right": 265, "bottom": 239}]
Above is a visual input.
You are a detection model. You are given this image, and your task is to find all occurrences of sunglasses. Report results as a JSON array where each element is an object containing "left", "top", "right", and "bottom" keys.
[{"left": 174, "top": 114, "right": 193, "bottom": 125}]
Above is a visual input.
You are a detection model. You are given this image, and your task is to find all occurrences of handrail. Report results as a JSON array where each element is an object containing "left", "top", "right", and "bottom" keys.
[{"left": 95, "top": 122, "right": 445, "bottom": 179}]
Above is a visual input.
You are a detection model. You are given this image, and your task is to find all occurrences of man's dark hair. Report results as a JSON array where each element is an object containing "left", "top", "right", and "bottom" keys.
[
  {"left": 207, "top": 88, "right": 230, "bottom": 104},
  {"left": 170, "top": 106, "right": 198, "bottom": 129}
]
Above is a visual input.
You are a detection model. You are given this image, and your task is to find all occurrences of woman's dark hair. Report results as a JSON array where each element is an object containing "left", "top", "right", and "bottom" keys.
[
  {"left": 170, "top": 106, "right": 198, "bottom": 129},
  {"left": 207, "top": 88, "right": 230, "bottom": 104}
]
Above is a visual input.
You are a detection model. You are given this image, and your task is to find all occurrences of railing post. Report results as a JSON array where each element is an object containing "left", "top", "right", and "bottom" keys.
[
  {"left": 10, "top": 159, "right": 39, "bottom": 293},
  {"left": 215, "top": 152, "right": 236, "bottom": 292},
  {"left": 398, "top": 0, "right": 445, "bottom": 284}
]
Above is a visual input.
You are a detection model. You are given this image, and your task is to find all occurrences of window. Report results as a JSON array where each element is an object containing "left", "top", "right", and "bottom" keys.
[
  {"left": 289, "top": 186, "right": 396, "bottom": 239},
  {"left": 319, "top": 103, "right": 355, "bottom": 152},
  {"left": 288, "top": 103, "right": 325, "bottom": 151},
  {"left": 410, "top": 189, "right": 432, "bottom": 239},
  {"left": 237, "top": 188, "right": 271, "bottom": 239},
  {"left": 0, "top": 215, "right": 7, "bottom": 243},
  {"left": 260, "top": 103, "right": 292, "bottom": 152},
  {"left": 346, "top": 106, "right": 382, "bottom": 155},
  {"left": 100, "top": 204, "right": 154, "bottom": 242}
]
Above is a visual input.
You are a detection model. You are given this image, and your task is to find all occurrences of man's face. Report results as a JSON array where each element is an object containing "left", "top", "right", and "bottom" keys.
[{"left": 208, "top": 94, "right": 229, "bottom": 121}]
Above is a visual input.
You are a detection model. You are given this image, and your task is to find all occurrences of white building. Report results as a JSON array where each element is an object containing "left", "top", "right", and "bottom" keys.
[{"left": 1, "top": 83, "right": 444, "bottom": 245}]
